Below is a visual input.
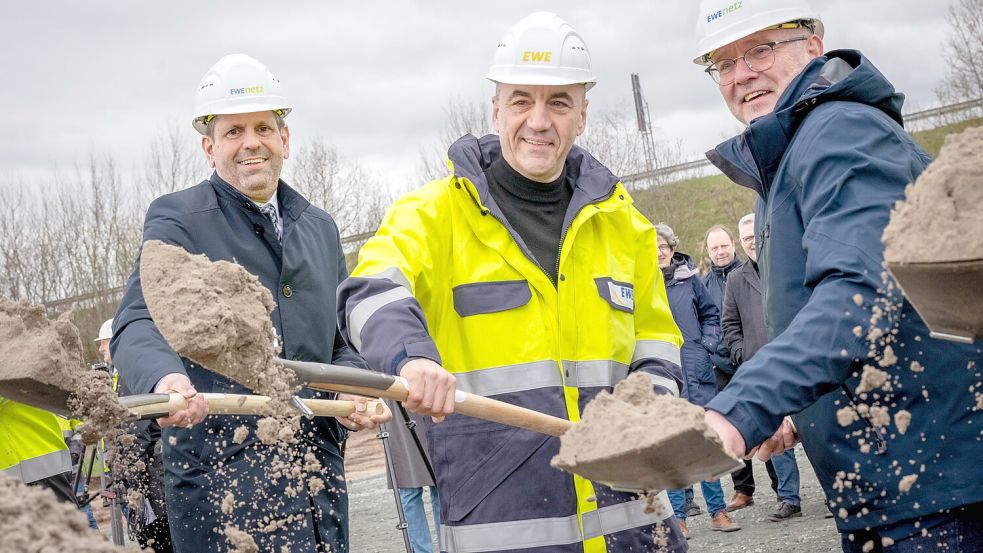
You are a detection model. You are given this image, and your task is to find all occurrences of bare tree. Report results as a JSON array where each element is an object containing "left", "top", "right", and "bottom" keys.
[
  {"left": 417, "top": 95, "right": 492, "bottom": 183},
  {"left": 936, "top": 0, "right": 983, "bottom": 119},
  {"left": 577, "top": 104, "right": 683, "bottom": 188},
  {"left": 288, "top": 140, "right": 388, "bottom": 241},
  {"left": 138, "top": 124, "right": 209, "bottom": 204}
]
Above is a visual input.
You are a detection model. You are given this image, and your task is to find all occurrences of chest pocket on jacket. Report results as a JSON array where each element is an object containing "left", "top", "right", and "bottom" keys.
[
  {"left": 594, "top": 277, "right": 635, "bottom": 314},
  {"left": 452, "top": 280, "right": 531, "bottom": 317}
]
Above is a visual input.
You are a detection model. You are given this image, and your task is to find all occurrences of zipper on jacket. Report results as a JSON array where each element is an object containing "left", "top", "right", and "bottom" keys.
[
  {"left": 553, "top": 186, "right": 619, "bottom": 284},
  {"left": 839, "top": 384, "right": 887, "bottom": 455}
]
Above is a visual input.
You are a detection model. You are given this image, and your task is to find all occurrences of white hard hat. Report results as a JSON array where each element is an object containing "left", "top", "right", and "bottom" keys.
[
  {"left": 693, "top": 0, "right": 823, "bottom": 65},
  {"left": 486, "top": 12, "right": 597, "bottom": 91},
  {"left": 95, "top": 319, "right": 113, "bottom": 342},
  {"left": 192, "top": 54, "right": 291, "bottom": 135}
]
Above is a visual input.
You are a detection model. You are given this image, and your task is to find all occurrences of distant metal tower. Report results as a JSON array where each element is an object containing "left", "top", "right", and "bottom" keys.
[{"left": 631, "top": 73, "right": 658, "bottom": 181}]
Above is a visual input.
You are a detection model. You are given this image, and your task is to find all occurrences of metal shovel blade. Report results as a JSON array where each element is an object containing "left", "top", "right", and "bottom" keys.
[
  {"left": 0, "top": 380, "right": 73, "bottom": 417},
  {"left": 886, "top": 259, "right": 983, "bottom": 343}
]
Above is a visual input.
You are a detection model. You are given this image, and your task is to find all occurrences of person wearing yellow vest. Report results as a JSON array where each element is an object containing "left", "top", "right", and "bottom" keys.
[
  {"left": 0, "top": 396, "right": 76, "bottom": 504},
  {"left": 338, "top": 12, "right": 687, "bottom": 553}
]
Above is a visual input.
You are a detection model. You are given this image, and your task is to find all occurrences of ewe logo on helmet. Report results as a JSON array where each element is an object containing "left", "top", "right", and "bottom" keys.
[
  {"left": 229, "top": 85, "right": 265, "bottom": 96},
  {"left": 706, "top": 1, "right": 743, "bottom": 23},
  {"left": 522, "top": 51, "right": 552, "bottom": 63}
]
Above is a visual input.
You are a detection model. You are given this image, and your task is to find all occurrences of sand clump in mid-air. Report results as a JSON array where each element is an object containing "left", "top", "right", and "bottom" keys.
[
  {"left": 139, "top": 240, "right": 297, "bottom": 405},
  {"left": 0, "top": 475, "right": 126, "bottom": 552},
  {"left": 0, "top": 298, "right": 129, "bottom": 444},
  {"left": 883, "top": 125, "right": 983, "bottom": 264}
]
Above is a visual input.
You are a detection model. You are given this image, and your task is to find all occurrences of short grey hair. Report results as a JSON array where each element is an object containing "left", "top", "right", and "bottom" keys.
[
  {"left": 738, "top": 213, "right": 755, "bottom": 228},
  {"left": 655, "top": 223, "right": 679, "bottom": 249}
]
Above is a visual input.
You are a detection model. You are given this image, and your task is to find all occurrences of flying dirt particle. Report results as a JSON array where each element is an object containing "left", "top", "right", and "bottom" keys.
[
  {"left": 899, "top": 474, "right": 918, "bottom": 493},
  {"left": 862, "top": 540, "right": 875, "bottom": 552},
  {"left": 857, "top": 366, "right": 889, "bottom": 394},
  {"left": 256, "top": 417, "right": 281, "bottom": 445},
  {"left": 852, "top": 294, "right": 863, "bottom": 306},
  {"left": 910, "top": 361, "right": 924, "bottom": 372},
  {"left": 975, "top": 392, "right": 983, "bottom": 411},
  {"left": 224, "top": 524, "right": 258, "bottom": 553},
  {"left": 853, "top": 326, "right": 863, "bottom": 337},
  {"left": 838, "top": 507, "right": 849, "bottom": 519},
  {"left": 877, "top": 346, "right": 897, "bottom": 368},
  {"left": 882, "top": 537, "right": 895, "bottom": 547},
  {"left": 869, "top": 406, "right": 890, "bottom": 428},
  {"left": 168, "top": 435, "right": 177, "bottom": 446},
  {"left": 233, "top": 425, "right": 250, "bottom": 444},
  {"left": 308, "top": 476, "right": 325, "bottom": 496},
  {"left": 837, "top": 407, "right": 859, "bottom": 427},
  {"left": 894, "top": 410, "right": 911, "bottom": 434},
  {"left": 222, "top": 491, "right": 236, "bottom": 515}
]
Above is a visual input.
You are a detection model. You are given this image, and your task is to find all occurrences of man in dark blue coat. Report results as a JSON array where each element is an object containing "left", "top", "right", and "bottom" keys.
[
  {"left": 656, "top": 223, "right": 741, "bottom": 538},
  {"left": 111, "top": 54, "right": 385, "bottom": 552},
  {"left": 692, "top": 1, "right": 983, "bottom": 550}
]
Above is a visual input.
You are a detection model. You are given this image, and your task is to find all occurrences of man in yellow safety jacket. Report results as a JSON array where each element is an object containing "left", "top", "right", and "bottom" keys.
[
  {"left": 0, "top": 396, "right": 76, "bottom": 504},
  {"left": 338, "top": 12, "right": 687, "bottom": 552}
]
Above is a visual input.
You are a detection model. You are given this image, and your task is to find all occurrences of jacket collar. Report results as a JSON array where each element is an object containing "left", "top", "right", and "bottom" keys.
[
  {"left": 740, "top": 257, "right": 761, "bottom": 293},
  {"left": 209, "top": 172, "right": 310, "bottom": 223},
  {"left": 705, "top": 50, "right": 906, "bottom": 199},
  {"left": 710, "top": 257, "right": 742, "bottom": 278},
  {"left": 664, "top": 252, "right": 699, "bottom": 284}
]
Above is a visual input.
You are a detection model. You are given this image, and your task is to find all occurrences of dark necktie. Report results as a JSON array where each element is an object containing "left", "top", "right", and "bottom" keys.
[{"left": 258, "top": 203, "right": 281, "bottom": 241}]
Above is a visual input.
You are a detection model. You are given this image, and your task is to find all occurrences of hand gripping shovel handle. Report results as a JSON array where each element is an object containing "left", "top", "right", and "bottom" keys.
[
  {"left": 118, "top": 392, "right": 384, "bottom": 421},
  {"left": 276, "top": 359, "right": 573, "bottom": 437}
]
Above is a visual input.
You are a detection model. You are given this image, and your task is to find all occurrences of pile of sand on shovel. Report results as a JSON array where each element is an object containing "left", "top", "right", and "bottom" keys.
[
  {"left": 552, "top": 372, "right": 735, "bottom": 492},
  {"left": 140, "top": 240, "right": 295, "bottom": 405},
  {"left": 883, "top": 126, "right": 983, "bottom": 264},
  {"left": 0, "top": 475, "right": 126, "bottom": 552},
  {"left": 0, "top": 298, "right": 128, "bottom": 444}
]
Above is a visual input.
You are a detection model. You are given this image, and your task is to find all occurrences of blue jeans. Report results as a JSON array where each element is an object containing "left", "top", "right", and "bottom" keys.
[
  {"left": 399, "top": 486, "right": 441, "bottom": 553},
  {"left": 840, "top": 503, "right": 983, "bottom": 552},
  {"left": 668, "top": 479, "right": 726, "bottom": 519},
  {"left": 770, "top": 448, "right": 801, "bottom": 506},
  {"left": 76, "top": 476, "right": 99, "bottom": 530}
]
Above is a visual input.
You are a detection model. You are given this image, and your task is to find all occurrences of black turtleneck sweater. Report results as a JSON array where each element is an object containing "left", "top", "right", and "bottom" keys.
[{"left": 485, "top": 158, "right": 572, "bottom": 286}]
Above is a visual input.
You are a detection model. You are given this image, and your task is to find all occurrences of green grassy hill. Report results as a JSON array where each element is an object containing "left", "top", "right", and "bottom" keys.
[{"left": 630, "top": 116, "right": 983, "bottom": 266}]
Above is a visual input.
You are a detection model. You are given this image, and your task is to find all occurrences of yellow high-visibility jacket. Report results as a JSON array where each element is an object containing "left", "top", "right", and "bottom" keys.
[
  {"left": 0, "top": 396, "right": 72, "bottom": 483},
  {"left": 339, "top": 135, "right": 686, "bottom": 552}
]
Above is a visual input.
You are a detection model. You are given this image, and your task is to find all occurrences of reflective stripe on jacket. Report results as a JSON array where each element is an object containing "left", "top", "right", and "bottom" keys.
[
  {"left": 0, "top": 397, "right": 72, "bottom": 483},
  {"left": 339, "top": 134, "right": 686, "bottom": 552}
]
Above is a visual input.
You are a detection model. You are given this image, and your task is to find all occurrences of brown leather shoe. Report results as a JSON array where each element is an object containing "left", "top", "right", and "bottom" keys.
[
  {"left": 710, "top": 512, "right": 742, "bottom": 532},
  {"left": 678, "top": 520, "right": 691, "bottom": 540},
  {"left": 726, "top": 492, "right": 754, "bottom": 512}
]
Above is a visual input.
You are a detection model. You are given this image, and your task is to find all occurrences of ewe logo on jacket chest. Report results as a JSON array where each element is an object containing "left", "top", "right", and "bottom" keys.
[{"left": 608, "top": 282, "right": 635, "bottom": 311}]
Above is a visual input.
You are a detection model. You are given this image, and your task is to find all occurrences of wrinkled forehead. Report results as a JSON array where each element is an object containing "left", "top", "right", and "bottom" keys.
[{"left": 710, "top": 26, "right": 804, "bottom": 62}]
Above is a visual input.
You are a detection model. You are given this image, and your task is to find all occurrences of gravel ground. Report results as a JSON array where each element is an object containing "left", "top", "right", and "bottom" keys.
[{"left": 349, "top": 444, "right": 841, "bottom": 552}]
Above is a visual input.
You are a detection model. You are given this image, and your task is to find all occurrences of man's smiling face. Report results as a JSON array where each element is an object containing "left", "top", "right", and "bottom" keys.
[
  {"left": 712, "top": 28, "right": 822, "bottom": 124},
  {"left": 493, "top": 82, "right": 587, "bottom": 182},
  {"left": 202, "top": 111, "right": 290, "bottom": 201}
]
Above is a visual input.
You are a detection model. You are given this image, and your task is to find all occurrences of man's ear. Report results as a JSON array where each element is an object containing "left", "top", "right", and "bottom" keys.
[
  {"left": 491, "top": 94, "right": 501, "bottom": 133},
  {"left": 201, "top": 136, "right": 216, "bottom": 168},
  {"left": 806, "top": 34, "right": 824, "bottom": 59},
  {"left": 280, "top": 125, "right": 290, "bottom": 160}
]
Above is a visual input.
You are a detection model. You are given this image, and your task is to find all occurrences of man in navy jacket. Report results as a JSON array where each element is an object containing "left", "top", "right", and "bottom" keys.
[
  {"left": 112, "top": 54, "right": 385, "bottom": 552},
  {"left": 692, "top": 1, "right": 983, "bottom": 550}
]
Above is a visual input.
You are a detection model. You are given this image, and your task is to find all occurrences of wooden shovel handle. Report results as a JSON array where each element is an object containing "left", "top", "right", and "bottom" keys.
[
  {"left": 308, "top": 380, "right": 573, "bottom": 437},
  {"left": 124, "top": 393, "right": 384, "bottom": 419}
]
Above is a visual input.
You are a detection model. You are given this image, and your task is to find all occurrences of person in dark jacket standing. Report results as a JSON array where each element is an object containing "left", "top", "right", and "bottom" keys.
[
  {"left": 701, "top": 225, "right": 741, "bottom": 395},
  {"left": 111, "top": 54, "right": 387, "bottom": 552},
  {"left": 721, "top": 213, "right": 801, "bottom": 521},
  {"left": 692, "top": 1, "right": 983, "bottom": 550},
  {"left": 656, "top": 224, "right": 741, "bottom": 539}
]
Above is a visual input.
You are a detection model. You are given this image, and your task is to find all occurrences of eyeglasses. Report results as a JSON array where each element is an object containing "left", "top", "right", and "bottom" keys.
[
  {"left": 657, "top": 244, "right": 673, "bottom": 253},
  {"left": 740, "top": 235, "right": 755, "bottom": 244},
  {"left": 705, "top": 37, "right": 808, "bottom": 85}
]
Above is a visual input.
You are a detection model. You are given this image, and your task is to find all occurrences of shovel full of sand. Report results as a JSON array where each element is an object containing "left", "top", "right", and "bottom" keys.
[
  {"left": 882, "top": 125, "right": 983, "bottom": 343},
  {"left": 140, "top": 240, "right": 742, "bottom": 492}
]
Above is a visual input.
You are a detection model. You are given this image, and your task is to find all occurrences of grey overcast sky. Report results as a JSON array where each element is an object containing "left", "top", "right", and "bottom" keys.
[{"left": 0, "top": 1, "right": 954, "bottom": 189}]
